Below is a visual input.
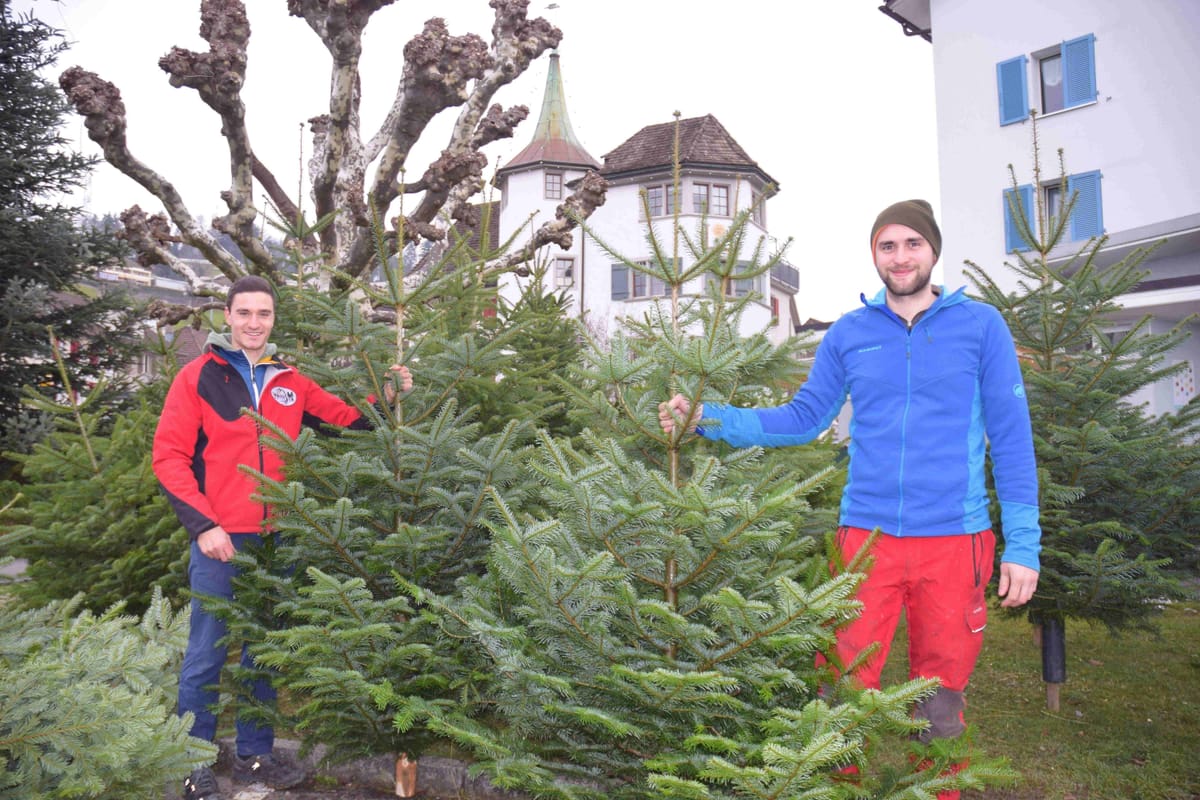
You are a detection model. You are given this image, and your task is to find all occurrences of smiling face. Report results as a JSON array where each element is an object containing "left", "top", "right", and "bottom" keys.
[
  {"left": 224, "top": 290, "right": 275, "bottom": 362},
  {"left": 873, "top": 222, "right": 938, "bottom": 310}
]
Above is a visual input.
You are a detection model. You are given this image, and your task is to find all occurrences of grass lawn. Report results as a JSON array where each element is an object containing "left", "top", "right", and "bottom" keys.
[{"left": 881, "top": 597, "right": 1200, "bottom": 800}]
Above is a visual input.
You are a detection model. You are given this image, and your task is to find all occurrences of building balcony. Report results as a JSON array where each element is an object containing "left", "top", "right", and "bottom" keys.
[{"left": 771, "top": 261, "right": 800, "bottom": 293}]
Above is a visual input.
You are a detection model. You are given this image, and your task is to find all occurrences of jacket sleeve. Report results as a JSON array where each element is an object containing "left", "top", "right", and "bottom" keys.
[
  {"left": 298, "top": 374, "right": 369, "bottom": 432},
  {"left": 979, "top": 307, "right": 1042, "bottom": 571},
  {"left": 152, "top": 368, "right": 220, "bottom": 539},
  {"left": 700, "top": 329, "right": 849, "bottom": 448}
]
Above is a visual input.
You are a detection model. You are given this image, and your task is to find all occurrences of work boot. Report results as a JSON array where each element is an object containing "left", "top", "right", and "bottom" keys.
[
  {"left": 231, "top": 751, "right": 307, "bottom": 788},
  {"left": 182, "top": 765, "right": 224, "bottom": 800}
]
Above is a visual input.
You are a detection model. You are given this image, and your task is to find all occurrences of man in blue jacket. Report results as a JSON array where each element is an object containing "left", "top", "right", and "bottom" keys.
[{"left": 659, "top": 199, "right": 1040, "bottom": 800}]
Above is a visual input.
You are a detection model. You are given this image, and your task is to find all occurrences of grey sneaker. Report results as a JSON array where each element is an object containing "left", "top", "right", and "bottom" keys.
[
  {"left": 231, "top": 751, "right": 307, "bottom": 788},
  {"left": 182, "top": 766, "right": 224, "bottom": 800}
]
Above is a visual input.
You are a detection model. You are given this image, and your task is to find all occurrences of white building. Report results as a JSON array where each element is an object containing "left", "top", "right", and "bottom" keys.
[
  {"left": 881, "top": 0, "right": 1200, "bottom": 416},
  {"left": 494, "top": 54, "right": 800, "bottom": 345}
]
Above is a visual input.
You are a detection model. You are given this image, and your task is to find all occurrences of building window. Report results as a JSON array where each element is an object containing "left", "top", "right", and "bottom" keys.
[
  {"left": 751, "top": 190, "right": 765, "bottom": 226},
  {"left": 643, "top": 184, "right": 677, "bottom": 217},
  {"left": 996, "top": 33, "right": 1096, "bottom": 125},
  {"left": 1038, "top": 52, "right": 1064, "bottom": 114},
  {"left": 545, "top": 172, "right": 563, "bottom": 200},
  {"left": 554, "top": 256, "right": 574, "bottom": 288},
  {"left": 771, "top": 295, "right": 780, "bottom": 325},
  {"left": 692, "top": 183, "right": 731, "bottom": 216},
  {"left": 1003, "top": 169, "right": 1103, "bottom": 253},
  {"left": 711, "top": 184, "right": 729, "bottom": 216},
  {"left": 1044, "top": 181, "right": 1064, "bottom": 230},
  {"left": 646, "top": 186, "right": 663, "bottom": 217},
  {"left": 706, "top": 266, "right": 765, "bottom": 300},
  {"left": 610, "top": 261, "right": 672, "bottom": 300}
]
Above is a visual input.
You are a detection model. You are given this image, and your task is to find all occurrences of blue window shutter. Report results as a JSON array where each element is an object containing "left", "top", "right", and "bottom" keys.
[
  {"left": 1062, "top": 34, "right": 1097, "bottom": 109},
  {"left": 1004, "top": 185, "right": 1035, "bottom": 253},
  {"left": 611, "top": 263, "right": 629, "bottom": 300},
  {"left": 997, "top": 55, "right": 1029, "bottom": 126},
  {"left": 1067, "top": 170, "right": 1103, "bottom": 240}
]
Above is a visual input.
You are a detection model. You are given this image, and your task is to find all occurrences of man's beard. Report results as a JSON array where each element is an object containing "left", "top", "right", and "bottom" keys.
[{"left": 884, "top": 268, "right": 932, "bottom": 297}]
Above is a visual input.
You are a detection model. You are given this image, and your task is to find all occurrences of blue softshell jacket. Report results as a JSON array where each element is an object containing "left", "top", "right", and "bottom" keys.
[{"left": 699, "top": 286, "right": 1041, "bottom": 571}]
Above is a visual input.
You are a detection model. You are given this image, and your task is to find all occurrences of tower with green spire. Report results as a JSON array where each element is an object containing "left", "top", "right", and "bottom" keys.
[{"left": 496, "top": 52, "right": 600, "bottom": 316}]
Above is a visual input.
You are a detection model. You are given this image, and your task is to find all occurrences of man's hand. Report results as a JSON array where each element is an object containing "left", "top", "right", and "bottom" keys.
[
  {"left": 383, "top": 364, "right": 413, "bottom": 403},
  {"left": 197, "top": 525, "right": 234, "bottom": 563},
  {"left": 998, "top": 562, "right": 1038, "bottom": 608},
  {"left": 658, "top": 394, "right": 701, "bottom": 435}
]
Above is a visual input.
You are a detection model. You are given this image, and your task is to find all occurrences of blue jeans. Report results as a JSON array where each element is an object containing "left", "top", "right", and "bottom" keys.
[{"left": 178, "top": 535, "right": 276, "bottom": 757}]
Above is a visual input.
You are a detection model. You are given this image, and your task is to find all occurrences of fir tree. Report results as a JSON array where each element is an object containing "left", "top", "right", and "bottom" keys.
[
  {"left": 2, "top": 336, "right": 187, "bottom": 615},
  {"left": 486, "top": 260, "right": 584, "bottom": 439},
  {"left": 0, "top": 3, "right": 141, "bottom": 469},
  {"left": 0, "top": 588, "right": 216, "bottom": 799},
  {"left": 416, "top": 183, "right": 1011, "bottom": 798},
  {"left": 964, "top": 116, "right": 1198, "bottom": 703},
  {"left": 209, "top": 224, "right": 550, "bottom": 766}
]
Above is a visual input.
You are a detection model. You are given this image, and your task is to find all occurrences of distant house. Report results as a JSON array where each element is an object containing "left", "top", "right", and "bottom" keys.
[
  {"left": 494, "top": 53, "right": 801, "bottom": 345},
  {"left": 881, "top": 0, "right": 1200, "bottom": 416}
]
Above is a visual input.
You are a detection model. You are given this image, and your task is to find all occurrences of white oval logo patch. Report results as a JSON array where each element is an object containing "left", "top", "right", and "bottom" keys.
[{"left": 271, "top": 386, "right": 298, "bottom": 406}]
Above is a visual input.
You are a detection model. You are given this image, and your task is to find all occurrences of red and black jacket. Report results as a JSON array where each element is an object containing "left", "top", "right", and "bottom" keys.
[{"left": 152, "top": 345, "right": 368, "bottom": 539}]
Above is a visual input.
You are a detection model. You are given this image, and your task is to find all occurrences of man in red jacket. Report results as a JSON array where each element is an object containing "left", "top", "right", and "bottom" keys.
[{"left": 153, "top": 275, "right": 411, "bottom": 800}]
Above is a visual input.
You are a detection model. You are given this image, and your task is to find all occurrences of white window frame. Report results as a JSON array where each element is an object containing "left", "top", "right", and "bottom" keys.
[
  {"left": 553, "top": 256, "right": 574, "bottom": 288},
  {"left": 693, "top": 182, "right": 731, "bottom": 217}
]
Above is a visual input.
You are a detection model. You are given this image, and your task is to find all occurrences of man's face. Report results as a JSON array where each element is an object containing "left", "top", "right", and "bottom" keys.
[
  {"left": 224, "top": 291, "right": 275, "bottom": 359},
  {"left": 873, "top": 223, "right": 937, "bottom": 300}
]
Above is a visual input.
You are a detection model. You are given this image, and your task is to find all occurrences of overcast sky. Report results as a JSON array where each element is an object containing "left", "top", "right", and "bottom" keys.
[{"left": 17, "top": 0, "right": 941, "bottom": 321}]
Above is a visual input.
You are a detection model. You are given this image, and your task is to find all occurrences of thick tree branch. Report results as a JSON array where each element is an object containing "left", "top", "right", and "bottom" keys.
[
  {"left": 287, "top": 0, "right": 382, "bottom": 259},
  {"left": 157, "top": 0, "right": 275, "bottom": 273},
  {"left": 58, "top": 67, "right": 247, "bottom": 279},
  {"left": 251, "top": 153, "right": 303, "bottom": 229},
  {"left": 62, "top": 0, "right": 600, "bottom": 293},
  {"left": 342, "top": 1, "right": 559, "bottom": 278},
  {"left": 491, "top": 170, "right": 608, "bottom": 276}
]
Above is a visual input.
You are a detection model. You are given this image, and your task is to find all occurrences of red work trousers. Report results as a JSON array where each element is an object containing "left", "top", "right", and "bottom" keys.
[{"left": 826, "top": 526, "right": 996, "bottom": 800}]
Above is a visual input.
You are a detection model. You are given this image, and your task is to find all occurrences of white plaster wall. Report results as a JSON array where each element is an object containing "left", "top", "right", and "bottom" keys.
[
  {"left": 497, "top": 166, "right": 593, "bottom": 314},
  {"left": 930, "top": 0, "right": 1200, "bottom": 288}
]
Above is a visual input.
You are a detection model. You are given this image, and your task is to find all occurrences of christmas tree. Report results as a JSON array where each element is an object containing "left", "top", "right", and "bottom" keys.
[
  {"left": 0, "top": 588, "right": 216, "bottom": 799},
  {"left": 3, "top": 336, "right": 187, "bottom": 615},
  {"left": 964, "top": 115, "right": 1199, "bottom": 707},
  {"left": 416, "top": 185, "right": 1010, "bottom": 798},
  {"left": 216, "top": 219, "right": 567, "bottom": 765}
]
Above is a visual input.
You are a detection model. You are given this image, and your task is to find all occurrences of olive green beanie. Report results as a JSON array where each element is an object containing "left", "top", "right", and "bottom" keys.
[{"left": 870, "top": 199, "right": 941, "bottom": 259}]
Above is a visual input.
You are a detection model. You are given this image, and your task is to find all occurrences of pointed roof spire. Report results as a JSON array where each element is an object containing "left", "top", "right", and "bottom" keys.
[{"left": 499, "top": 53, "right": 599, "bottom": 175}]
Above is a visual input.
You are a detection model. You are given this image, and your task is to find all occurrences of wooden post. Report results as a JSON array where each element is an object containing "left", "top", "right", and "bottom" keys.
[{"left": 395, "top": 752, "right": 417, "bottom": 797}]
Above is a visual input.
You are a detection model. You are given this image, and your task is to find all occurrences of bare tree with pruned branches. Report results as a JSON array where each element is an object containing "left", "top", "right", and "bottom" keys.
[{"left": 58, "top": 0, "right": 606, "bottom": 306}]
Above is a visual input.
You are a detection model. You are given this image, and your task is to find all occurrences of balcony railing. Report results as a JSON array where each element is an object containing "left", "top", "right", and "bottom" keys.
[{"left": 771, "top": 261, "right": 800, "bottom": 292}]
